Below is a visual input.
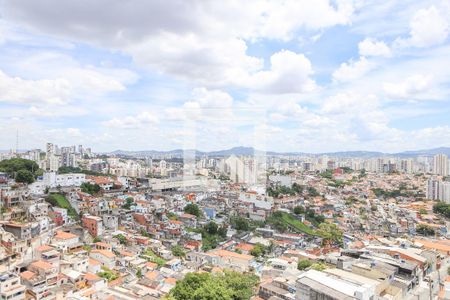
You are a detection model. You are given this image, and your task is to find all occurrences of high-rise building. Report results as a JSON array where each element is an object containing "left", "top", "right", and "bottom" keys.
[
  {"left": 427, "top": 178, "right": 450, "bottom": 203},
  {"left": 46, "top": 143, "right": 54, "bottom": 157},
  {"left": 433, "top": 154, "right": 449, "bottom": 176}
]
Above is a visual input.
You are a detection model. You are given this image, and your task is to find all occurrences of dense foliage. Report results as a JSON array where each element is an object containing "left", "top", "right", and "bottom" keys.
[
  {"left": 97, "top": 267, "right": 119, "bottom": 282},
  {"left": 81, "top": 182, "right": 101, "bottom": 195},
  {"left": 168, "top": 271, "right": 259, "bottom": 300},
  {"left": 58, "top": 166, "right": 108, "bottom": 176},
  {"left": 200, "top": 221, "right": 227, "bottom": 251},
  {"left": 316, "top": 223, "right": 343, "bottom": 246},
  {"left": 433, "top": 202, "right": 450, "bottom": 218},
  {"left": 15, "top": 169, "right": 35, "bottom": 184},
  {"left": 297, "top": 259, "right": 313, "bottom": 270},
  {"left": 249, "top": 243, "right": 267, "bottom": 257},
  {"left": 307, "top": 186, "right": 320, "bottom": 197},
  {"left": 230, "top": 216, "right": 250, "bottom": 231},
  {"left": 267, "top": 183, "right": 304, "bottom": 198},
  {"left": 171, "top": 245, "right": 186, "bottom": 257},
  {"left": 114, "top": 234, "right": 127, "bottom": 245},
  {"left": 0, "top": 158, "right": 40, "bottom": 183},
  {"left": 121, "top": 197, "right": 135, "bottom": 210},
  {"left": 184, "top": 203, "right": 202, "bottom": 218},
  {"left": 416, "top": 224, "right": 435, "bottom": 236}
]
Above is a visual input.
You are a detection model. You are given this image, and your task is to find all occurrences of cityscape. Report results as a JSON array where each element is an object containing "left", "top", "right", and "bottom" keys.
[{"left": 1, "top": 1, "right": 450, "bottom": 300}]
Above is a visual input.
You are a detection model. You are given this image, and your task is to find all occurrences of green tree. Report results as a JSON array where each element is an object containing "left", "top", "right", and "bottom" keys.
[
  {"left": 293, "top": 206, "right": 305, "bottom": 215},
  {"left": 97, "top": 267, "right": 119, "bottom": 282},
  {"left": 136, "top": 268, "right": 142, "bottom": 278},
  {"left": 217, "top": 226, "right": 228, "bottom": 238},
  {"left": 184, "top": 203, "right": 202, "bottom": 218},
  {"left": 317, "top": 223, "right": 343, "bottom": 245},
  {"left": 171, "top": 245, "right": 186, "bottom": 257},
  {"left": 58, "top": 166, "right": 83, "bottom": 174},
  {"left": 230, "top": 216, "right": 250, "bottom": 231},
  {"left": 297, "top": 259, "right": 313, "bottom": 270},
  {"left": 122, "top": 197, "right": 135, "bottom": 210},
  {"left": 169, "top": 271, "right": 258, "bottom": 300},
  {"left": 250, "top": 243, "right": 266, "bottom": 257},
  {"left": 416, "top": 224, "right": 435, "bottom": 236},
  {"left": 93, "top": 237, "right": 102, "bottom": 243},
  {"left": 0, "top": 158, "right": 39, "bottom": 176},
  {"left": 15, "top": 169, "right": 35, "bottom": 184},
  {"left": 80, "top": 182, "right": 101, "bottom": 195},
  {"left": 114, "top": 234, "right": 127, "bottom": 245},
  {"left": 307, "top": 187, "right": 320, "bottom": 197},
  {"left": 0, "top": 158, "right": 41, "bottom": 183},
  {"left": 205, "top": 221, "right": 218, "bottom": 235},
  {"left": 311, "top": 263, "right": 327, "bottom": 271}
]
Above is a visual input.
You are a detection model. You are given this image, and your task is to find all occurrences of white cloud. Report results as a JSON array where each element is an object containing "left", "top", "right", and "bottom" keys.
[
  {"left": 0, "top": 70, "right": 71, "bottom": 104},
  {"left": 28, "top": 105, "right": 88, "bottom": 117},
  {"left": 165, "top": 88, "right": 235, "bottom": 123},
  {"left": 103, "top": 112, "right": 159, "bottom": 129},
  {"left": 2, "top": 0, "right": 355, "bottom": 91},
  {"left": 127, "top": 34, "right": 262, "bottom": 87},
  {"left": 395, "top": 5, "right": 449, "bottom": 48},
  {"left": 247, "top": 50, "right": 316, "bottom": 93},
  {"left": 383, "top": 74, "right": 433, "bottom": 99},
  {"left": 0, "top": 51, "right": 137, "bottom": 105},
  {"left": 358, "top": 38, "right": 391, "bottom": 57},
  {"left": 332, "top": 57, "right": 376, "bottom": 82},
  {"left": 239, "top": 0, "right": 354, "bottom": 40},
  {"left": 321, "top": 92, "right": 380, "bottom": 115}
]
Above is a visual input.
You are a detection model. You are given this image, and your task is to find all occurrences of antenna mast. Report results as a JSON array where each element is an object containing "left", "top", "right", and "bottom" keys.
[{"left": 16, "top": 129, "right": 19, "bottom": 156}]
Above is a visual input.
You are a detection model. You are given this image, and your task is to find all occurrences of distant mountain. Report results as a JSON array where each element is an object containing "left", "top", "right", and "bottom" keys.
[
  {"left": 394, "top": 147, "right": 450, "bottom": 157},
  {"left": 109, "top": 146, "right": 450, "bottom": 158},
  {"left": 317, "top": 151, "right": 385, "bottom": 158}
]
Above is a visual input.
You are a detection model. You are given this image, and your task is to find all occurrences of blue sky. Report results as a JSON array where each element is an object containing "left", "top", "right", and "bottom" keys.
[{"left": 0, "top": 0, "right": 450, "bottom": 153}]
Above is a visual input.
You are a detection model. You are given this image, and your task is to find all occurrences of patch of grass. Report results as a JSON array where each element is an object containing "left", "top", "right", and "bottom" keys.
[
  {"left": 46, "top": 193, "right": 79, "bottom": 220},
  {"left": 97, "top": 267, "right": 119, "bottom": 282},
  {"left": 268, "top": 211, "right": 316, "bottom": 235},
  {"left": 141, "top": 248, "right": 167, "bottom": 267}
]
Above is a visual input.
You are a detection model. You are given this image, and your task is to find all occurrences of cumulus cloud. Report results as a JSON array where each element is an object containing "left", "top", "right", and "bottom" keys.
[
  {"left": 395, "top": 5, "right": 449, "bottom": 48},
  {"left": 358, "top": 38, "right": 391, "bottom": 57},
  {"left": 383, "top": 74, "right": 433, "bottom": 99},
  {"left": 165, "top": 88, "right": 235, "bottom": 123},
  {"left": 247, "top": 50, "right": 316, "bottom": 93},
  {"left": 0, "top": 70, "right": 71, "bottom": 104},
  {"left": 332, "top": 57, "right": 376, "bottom": 82},
  {"left": 103, "top": 112, "right": 159, "bottom": 129},
  {"left": 0, "top": 57, "right": 136, "bottom": 105},
  {"left": 2, "top": 0, "right": 353, "bottom": 91}
]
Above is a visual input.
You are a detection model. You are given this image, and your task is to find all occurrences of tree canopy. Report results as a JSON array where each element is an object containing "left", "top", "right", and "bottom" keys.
[
  {"left": 0, "top": 158, "right": 40, "bottom": 183},
  {"left": 184, "top": 203, "right": 202, "bottom": 218},
  {"left": 434, "top": 202, "right": 450, "bottom": 218},
  {"left": 171, "top": 245, "right": 186, "bottom": 257},
  {"left": 297, "top": 259, "right": 313, "bottom": 270},
  {"left": 81, "top": 182, "right": 101, "bottom": 195},
  {"left": 317, "top": 223, "right": 343, "bottom": 245},
  {"left": 168, "top": 271, "right": 258, "bottom": 300},
  {"left": 416, "top": 224, "right": 435, "bottom": 236}
]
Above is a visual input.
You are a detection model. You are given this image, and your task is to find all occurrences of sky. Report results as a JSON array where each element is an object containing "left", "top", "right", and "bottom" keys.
[{"left": 0, "top": 0, "right": 450, "bottom": 153}]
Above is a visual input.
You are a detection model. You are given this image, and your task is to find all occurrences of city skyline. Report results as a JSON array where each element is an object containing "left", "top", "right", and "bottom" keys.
[{"left": 1, "top": 1, "right": 450, "bottom": 153}]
